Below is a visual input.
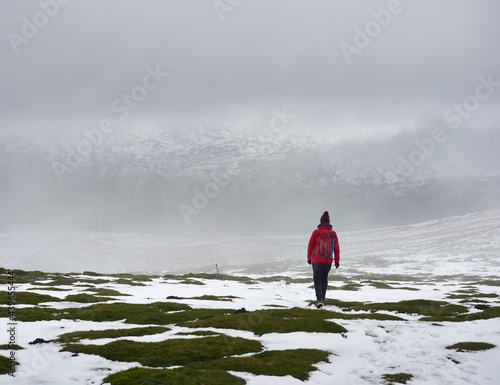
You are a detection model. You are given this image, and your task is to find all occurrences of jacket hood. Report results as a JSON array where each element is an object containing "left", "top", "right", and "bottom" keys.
[{"left": 318, "top": 223, "right": 332, "bottom": 228}]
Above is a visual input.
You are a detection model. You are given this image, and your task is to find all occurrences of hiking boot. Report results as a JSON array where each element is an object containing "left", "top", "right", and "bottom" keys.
[{"left": 316, "top": 302, "right": 324, "bottom": 309}]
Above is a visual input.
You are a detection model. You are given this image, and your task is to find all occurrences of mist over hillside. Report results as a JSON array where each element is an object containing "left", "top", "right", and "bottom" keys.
[{"left": 1, "top": 124, "right": 498, "bottom": 237}]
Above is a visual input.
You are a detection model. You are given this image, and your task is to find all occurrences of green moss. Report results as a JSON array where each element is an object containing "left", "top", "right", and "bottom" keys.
[
  {"left": 36, "top": 275, "right": 76, "bottom": 286},
  {"left": 446, "top": 293, "right": 498, "bottom": 300},
  {"left": 27, "top": 287, "right": 71, "bottom": 291},
  {"left": 382, "top": 373, "right": 413, "bottom": 384},
  {"left": 0, "top": 291, "right": 61, "bottom": 304},
  {"left": 356, "top": 273, "right": 417, "bottom": 282},
  {"left": 15, "top": 302, "right": 233, "bottom": 325},
  {"left": 256, "top": 276, "right": 313, "bottom": 284},
  {"left": 469, "top": 306, "right": 500, "bottom": 320},
  {"left": 323, "top": 299, "right": 365, "bottom": 308},
  {"left": 81, "top": 271, "right": 103, "bottom": 276},
  {"left": 57, "top": 326, "right": 169, "bottom": 344},
  {"left": 398, "top": 286, "right": 420, "bottom": 291},
  {"left": 332, "top": 282, "right": 362, "bottom": 291},
  {"left": 188, "top": 295, "right": 239, "bottom": 302},
  {"left": 114, "top": 279, "right": 147, "bottom": 286},
  {"left": 178, "top": 279, "right": 206, "bottom": 286},
  {"left": 176, "top": 331, "right": 221, "bottom": 336},
  {"left": 351, "top": 299, "right": 468, "bottom": 318},
  {"left": 64, "top": 293, "right": 112, "bottom": 303},
  {"left": 0, "top": 345, "right": 22, "bottom": 350},
  {"left": 192, "top": 349, "right": 329, "bottom": 381},
  {"left": 16, "top": 302, "right": 191, "bottom": 323},
  {"left": 187, "top": 307, "right": 348, "bottom": 335},
  {"left": 446, "top": 342, "right": 496, "bottom": 352},
  {"left": 12, "top": 269, "right": 50, "bottom": 278},
  {"left": 62, "top": 335, "right": 263, "bottom": 367},
  {"left": 423, "top": 306, "right": 500, "bottom": 322},
  {"left": 182, "top": 273, "right": 257, "bottom": 284},
  {"left": 111, "top": 273, "right": 157, "bottom": 281},
  {"left": 103, "top": 367, "right": 245, "bottom": 385},
  {"left": 0, "top": 354, "right": 18, "bottom": 375},
  {"left": 76, "top": 278, "right": 112, "bottom": 285},
  {"left": 163, "top": 274, "right": 182, "bottom": 280},
  {"left": 87, "top": 288, "right": 131, "bottom": 296},
  {"left": 364, "top": 281, "right": 395, "bottom": 289},
  {"left": 305, "top": 301, "right": 404, "bottom": 320}
]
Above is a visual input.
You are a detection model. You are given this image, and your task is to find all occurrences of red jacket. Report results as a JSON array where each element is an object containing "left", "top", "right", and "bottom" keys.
[{"left": 307, "top": 225, "right": 340, "bottom": 264}]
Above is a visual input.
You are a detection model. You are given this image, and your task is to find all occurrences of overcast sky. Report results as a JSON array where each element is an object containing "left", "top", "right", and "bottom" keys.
[{"left": 1, "top": 0, "right": 499, "bottom": 136}]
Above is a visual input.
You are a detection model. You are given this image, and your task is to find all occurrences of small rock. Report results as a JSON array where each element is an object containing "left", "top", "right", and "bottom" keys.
[
  {"left": 234, "top": 308, "right": 248, "bottom": 314},
  {"left": 167, "top": 295, "right": 182, "bottom": 300},
  {"left": 29, "top": 338, "right": 51, "bottom": 345},
  {"left": 475, "top": 304, "right": 491, "bottom": 310}
]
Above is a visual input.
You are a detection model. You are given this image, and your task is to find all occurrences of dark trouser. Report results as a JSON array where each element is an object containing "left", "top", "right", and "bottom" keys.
[{"left": 312, "top": 262, "right": 332, "bottom": 303}]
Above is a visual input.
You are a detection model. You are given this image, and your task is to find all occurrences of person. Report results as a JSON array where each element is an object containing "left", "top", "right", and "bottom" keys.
[{"left": 307, "top": 211, "right": 340, "bottom": 308}]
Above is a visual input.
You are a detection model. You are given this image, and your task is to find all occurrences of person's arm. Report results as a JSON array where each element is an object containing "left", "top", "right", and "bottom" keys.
[
  {"left": 307, "top": 230, "right": 317, "bottom": 263},
  {"left": 333, "top": 231, "right": 340, "bottom": 265}
]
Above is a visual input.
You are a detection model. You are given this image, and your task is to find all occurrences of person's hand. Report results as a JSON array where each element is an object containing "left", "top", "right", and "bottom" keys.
[
  {"left": 307, "top": 260, "right": 311, "bottom": 265},
  {"left": 335, "top": 262, "right": 339, "bottom": 269}
]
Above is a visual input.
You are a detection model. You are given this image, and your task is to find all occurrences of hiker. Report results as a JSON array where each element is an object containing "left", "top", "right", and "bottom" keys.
[{"left": 307, "top": 211, "right": 340, "bottom": 308}]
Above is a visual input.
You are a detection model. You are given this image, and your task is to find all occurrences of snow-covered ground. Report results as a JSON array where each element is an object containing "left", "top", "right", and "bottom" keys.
[{"left": 1, "top": 208, "right": 499, "bottom": 384}]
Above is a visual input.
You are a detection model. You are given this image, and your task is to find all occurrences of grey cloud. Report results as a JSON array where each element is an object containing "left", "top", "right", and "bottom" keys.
[{"left": 1, "top": 0, "right": 499, "bottom": 130}]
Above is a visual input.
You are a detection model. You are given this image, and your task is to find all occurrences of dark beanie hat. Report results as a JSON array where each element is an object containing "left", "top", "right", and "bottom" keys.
[{"left": 320, "top": 211, "right": 330, "bottom": 224}]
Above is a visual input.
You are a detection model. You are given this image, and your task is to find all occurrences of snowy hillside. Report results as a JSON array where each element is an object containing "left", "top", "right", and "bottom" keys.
[
  {"left": 1, "top": 209, "right": 499, "bottom": 384},
  {"left": 1, "top": 208, "right": 499, "bottom": 277},
  {"left": 1, "top": 126, "right": 499, "bottom": 235}
]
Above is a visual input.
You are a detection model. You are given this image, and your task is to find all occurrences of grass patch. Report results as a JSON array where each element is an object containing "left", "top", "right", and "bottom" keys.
[
  {"left": 179, "top": 279, "right": 206, "bottom": 286},
  {"left": 382, "top": 373, "right": 413, "bottom": 384},
  {"left": 0, "top": 345, "right": 22, "bottom": 350},
  {"left": 81, "top": 271, "right": 103, "bottom": 277},
  {"left": 36, "top": 275, "right": 76, "bottom": 286},
  {"left": 423, "top": 306, "right": 500, "bottom": 322},
  {"left": 187, "top": 307, "right": 348, "bottom": 335},
  {"left": 446, "top": 342, "right": 496, "bottom": 352},
  {"left": 256, "top": 276, "right": 313, "bottom": 284},
  {"left": 103, "top": 367, "right": 245, "bottom": 385},
  {"left": 182, "top": 273, "right": 257, "bottom": 284},
  {"left": 111, "top": 273, "right": 157, "bottom": 281},
  {"left": 305, "top": 300, "right": 404, "bottom": 320},
  {"left": 0, "top": 354, "right": 18, "bottom": 375},
  {"left": 76, "top": 278, "right": 112, "bottom": 285},
  {"left": 398, "top": 286, "right": 420, "bottom": 291},
  {"left": 191, "top": 349, "right": 329, "bottom": 381},
  {"left": 114, "top": 279, "right": 147, "bottom": 286},
  {"left": 86, "top": 288, "right": 131, "bottom": 296},
  {"left": 57, "top": 326, "right": 169, "bottom": 344},
  {"left": 468, "top": 306, "right": 500, "bottom": 320},
  {"left": 188, "top": 295, "right": 239, "bottom": 302},
  {"left": 27, "top": 287, "right": 71, "bottom": 291},
  {"left": 350, "top": 300, "right": 468, "bottom": 319},
  {"left": 324, "top": 299, "right": 365, "bottom": 308},
  {"left": 15, "top": 302, "right": 234, "bottom": 325},
  {"left": 62, "top": 335, "right": 263, "bottom": 367},
  {"left": 332, "top": 282, "right": 362, "bottom": 291},
  {"left": 0, "top": 291, "right": 61, "bottom": 305},
  {"left": 64, "top": 293, "right": 112, "bottom": 303},
  {"left": 364, "top": 281, "right": 395, "bottom": 289},
  {"left": 446, "top": 293, "right": 498, "bottom": 300},
  {"left": 12, "top": 269, "right": 51, "bottom": 278},
  {"left": 16, "top": 302, "right": 190, "bottom": 323},
  {"left": 176, "top": 331, "right": 221, "bottom": 337}
]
